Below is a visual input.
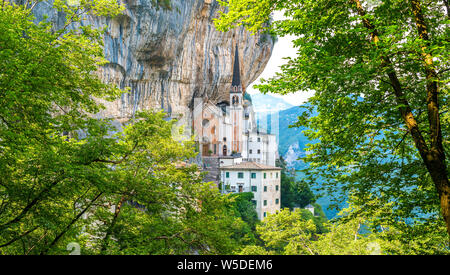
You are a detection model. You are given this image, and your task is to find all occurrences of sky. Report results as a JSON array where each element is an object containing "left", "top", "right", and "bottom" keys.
[{"left": 246, "top": 12, "right": 315, "bottom": 107}]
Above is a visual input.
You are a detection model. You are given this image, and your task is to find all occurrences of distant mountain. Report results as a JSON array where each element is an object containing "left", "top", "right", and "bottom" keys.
[
  {"left": 255, "top": 104, "right": 312, "bottom": 170},
  {"left": 279, "top": 106, "right": 349, "bottom": 219},
  {"left": 249, "top": 93, "right": 294, "bottom": 113},
  {"left": 257, "top": 104, "right": 346, "bottom": 219},
  {"left": 252, "top": 98, "right": 345, "bottom": 219},
  {"left": 277, "top": 106, "right": 311, "bottom": 168}
]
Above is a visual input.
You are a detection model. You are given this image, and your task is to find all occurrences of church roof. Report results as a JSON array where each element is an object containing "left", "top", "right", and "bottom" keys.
[
  {"left": 231, "top": 43, "right": 242, "bottom": 89},
  {"left": 220, "top": 161, "right": 282, "bottom": 171}
]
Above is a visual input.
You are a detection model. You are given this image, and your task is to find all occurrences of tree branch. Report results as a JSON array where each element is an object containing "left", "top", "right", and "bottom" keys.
[
  {"left": 351, "top": 0, "right": 430, "bottom": 159},
  {"left": 100, "top": 195, "right": 126, "bottom": 254},
  {"left": 40, "top": 192, "right": 103, "bottom": 255},
  {"left": 0, "top": 226, "right": 38, "bottom": 248},
  {"left": 0, "top": 173, "right": 66, "bottom": 232},
  {"left": 92, "top": 140, "right": 139, "bottom": 165}
]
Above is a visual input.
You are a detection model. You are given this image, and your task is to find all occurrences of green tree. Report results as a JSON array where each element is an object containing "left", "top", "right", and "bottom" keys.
[
  {"left": 79, "top": 111, "right": 242, "bottom": 255},
  {"left": 0, "top": 2, "right": 241, "bottom": 255},
  {"left": 319, "top": 196, "right": 449, "bottom": 255},
  {"left": 276, "top": 158, "right": 329, "bottom": 233},
  {"left": 0, "top": 0, "right": 124, "bottom": 254},
  {"left": 226, "top": 192, "right": 259, "bottom": 246},
  {"left": 277, "top": 157, "right": 315, "bottom": 209},
  {"left": 215, "top": 0, "right": 450, "bottom": 241},
  {"left": 240, "top": 208, "right": 318, "bottom": 255},
  {"left": 239, "top": 202, "right": 449, "bottom": 255}
]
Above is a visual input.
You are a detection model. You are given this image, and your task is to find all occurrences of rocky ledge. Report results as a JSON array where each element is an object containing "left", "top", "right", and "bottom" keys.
[{"left": 33, "top": 0, "right": 274, "bottom": 127}]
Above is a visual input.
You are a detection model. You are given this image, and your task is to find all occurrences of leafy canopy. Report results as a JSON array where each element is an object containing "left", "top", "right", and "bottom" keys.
[
  {"left": 0, "top": 1, "right": 245, "bottom": 255},
  {"left": 215, "top": 0, "right": 450, "bottom": 248}
]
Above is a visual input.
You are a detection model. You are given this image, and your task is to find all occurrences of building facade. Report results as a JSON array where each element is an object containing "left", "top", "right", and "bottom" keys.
[
  {"left": 220, "top": 161, "right": 281, "bottom": 220},
  {"left": 192, "top": 43, "right": 280, "bottom": 220},
  {"left": 192, "top": 44, "right": 278, "bottom": 166}
]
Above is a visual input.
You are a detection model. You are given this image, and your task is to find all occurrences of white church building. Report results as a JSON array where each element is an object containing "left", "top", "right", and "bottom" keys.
[
  {"left": 220, "top": 161, "right": 281, "bottom": 220},
  {"left": 192, "top": 43, "right": 280, "bottom": 220}
]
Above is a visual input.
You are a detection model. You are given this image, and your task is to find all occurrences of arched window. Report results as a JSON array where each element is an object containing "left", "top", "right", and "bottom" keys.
[
  {"left": 232, "top": 95, "right": 239, "bottom": 105},
  {"left": 202, "top": 119, "right": 209, "bottom": 128}
]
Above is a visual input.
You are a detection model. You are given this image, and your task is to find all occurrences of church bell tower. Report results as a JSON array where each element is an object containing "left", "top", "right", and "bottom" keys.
[{"left": 230, "top": 43, "right": 243, "bottom": 154}]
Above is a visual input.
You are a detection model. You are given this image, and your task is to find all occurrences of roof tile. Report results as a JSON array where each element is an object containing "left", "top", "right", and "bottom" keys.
[{"left": 220, "top": 161, "right": 282, "bottom": 171}]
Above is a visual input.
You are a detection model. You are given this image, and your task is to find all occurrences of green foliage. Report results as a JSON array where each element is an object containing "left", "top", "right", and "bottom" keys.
[
  {"left": 238, "top": 202, "right": 449, "bottom": 255},
  {"left": 251, "top": 208, "right": 318, "bottom": 255},
  {"left": 276, "top": 158, "right": 329, "bottom": 233},
  {"left": 0, "top": 2, "right": 242, "bottom": 255},
  {"left": 226, "top": 192, "right": 259, "bottom": 246},
  {"left": 214, "top": 0, "right": 278, "bottom": 34},
  {"left": 0, "top": 1, "right": 124, "bottom": 255},
  {"left": 314, "top": 217, "right": 382, "bottom": 255},
  {"left": 215, "top": 0, "right": 450, "bottom": 249},
  {"left": 277, "top": 158, "right": 316, "bottom": 209},
  {"left": 82, "top": 111, "right": 242, "bottom": 255},
  {"left": 0, "top": 2, "right": 122, "bottom": 141},
  {"left": 311, "top": 203, "right": 329, "bottom": 234},
  {"left": 335, "top": 194, "right": 450, "bottom": 255}
]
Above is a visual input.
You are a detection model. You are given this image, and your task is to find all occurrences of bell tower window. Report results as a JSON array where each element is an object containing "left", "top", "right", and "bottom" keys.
[{"left": 232, "top": 95, "right": 240, "bottom": 105}]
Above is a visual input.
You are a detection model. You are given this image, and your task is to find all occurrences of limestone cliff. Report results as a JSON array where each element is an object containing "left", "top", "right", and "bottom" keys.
[{"left": 33, "top": 0, "right": 274, "bottom": 126}]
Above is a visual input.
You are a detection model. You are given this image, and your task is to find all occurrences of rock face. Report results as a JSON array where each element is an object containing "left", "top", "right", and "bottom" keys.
[{"left": 33, "top": 0, "right": 274, "bottom": 127}]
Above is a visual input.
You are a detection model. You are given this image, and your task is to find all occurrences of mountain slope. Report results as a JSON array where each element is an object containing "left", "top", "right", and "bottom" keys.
[
  {"left": 256, "top": 103, "right": 311, "bottom": 170},
  {"left": 249, "top": 93, "right": 294, "bottom": 113}
]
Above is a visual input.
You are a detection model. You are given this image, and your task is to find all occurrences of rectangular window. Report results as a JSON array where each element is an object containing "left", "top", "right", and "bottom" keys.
[
  {"left": 249, "top": 149, "right": 252, "bottom": 154},
  {"left": 264, "top": 186, "right": 267, "bottom": 192},
  {"left": 257, "top": 137, "right": 261, "bottom": 142},
  {"left": 226, "top": 172, "right": 229, "bottom": 178},
  {"left": 257, "top": 149, "right": 261, "bottom": 154},
  {"left": 276, "top": 198, "right": 279, "bottom": 204},
  {"left": 251, "top": 173, "right": 256, "bottom": 179},
  {"left": 252, "top": 200, "right": 257, "bottom": 207},
  {"left": 238, "top": 172, "right": 244, "bottom": 179},
  {"left": 264, "top": 200, "right": 267, "bottom": 206},
  {"left": 251, "top": 186, "right": 257, "bottom": 192},
  {"left": 276, "top": 172, "right": 278, "bottom": 178},
  {"left": 276, "top": 185, "right": 279, "bottom": 191},
  {"left": 264, "top": 173, "right": 266, "bottom": 179},
  {"left": 263, "top": 212, "right": 267, "bottom": 217}
]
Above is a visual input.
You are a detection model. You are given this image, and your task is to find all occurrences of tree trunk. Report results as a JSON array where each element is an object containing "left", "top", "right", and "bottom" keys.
[
  {"left": 100, "top": 196, "right": 126, "bottom": 254},
  {"left": 409, "top": 0, "right": 450, "bottom": 238},
  {"left": 352, "top": 0, "right": 450, "bottom": 238}
]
